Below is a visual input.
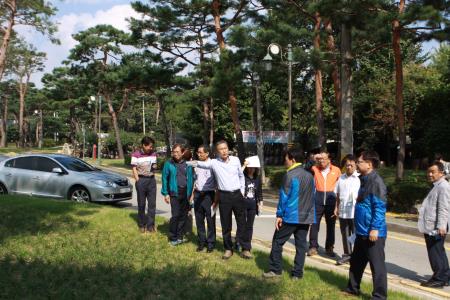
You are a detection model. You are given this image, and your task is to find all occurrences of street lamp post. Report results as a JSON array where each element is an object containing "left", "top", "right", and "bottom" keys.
[
  {"left": 263, "top": 43, "right": 294, "bottom": 144},
  {"left": 90, "top": 95, "right": 102, "bottom": 165},
  {"left": 253, "top": 72, "right": 265, "bottom": 183}
]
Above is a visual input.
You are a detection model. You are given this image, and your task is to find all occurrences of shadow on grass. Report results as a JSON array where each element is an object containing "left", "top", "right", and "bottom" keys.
[
  {"left": 0, "top": 196, "right": 97, "bottom": 243},
  {"left": 129, "top": 212, "right": 200, "bottom": 244},
  {"left": 0, "top": 255, "right": 283, "bottom": 299}
]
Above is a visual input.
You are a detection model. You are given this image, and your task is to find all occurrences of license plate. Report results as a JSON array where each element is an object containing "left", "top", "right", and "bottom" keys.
[{"left": 120, "top": 188, "right": 131, "bottom": 193}]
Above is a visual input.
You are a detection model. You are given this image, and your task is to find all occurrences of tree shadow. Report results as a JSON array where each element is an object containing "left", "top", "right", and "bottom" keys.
[
  {"left": 386, "top": 262, "right": 429, "bottom": 282},
  {"left": 0, "top": 256, "right": 283, "bottom": 299},
  {"left": 0, "top": 196, "right": 97, "bottom": 244}
]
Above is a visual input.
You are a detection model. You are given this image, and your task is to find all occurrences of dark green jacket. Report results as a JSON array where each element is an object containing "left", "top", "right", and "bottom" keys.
[{"left": 161, "top": 159, "right": 194, "bottom": 198}]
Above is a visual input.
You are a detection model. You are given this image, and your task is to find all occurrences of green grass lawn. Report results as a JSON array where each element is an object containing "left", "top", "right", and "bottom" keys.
[
  {"left": 0, "top": 145, "right": 63, "bottom": 155},
  {"left": 84, "top": 158, "right": 128, "bottom": 169},
  {"left": 0, "top": 196, "right": 414, "bottom": 299}
]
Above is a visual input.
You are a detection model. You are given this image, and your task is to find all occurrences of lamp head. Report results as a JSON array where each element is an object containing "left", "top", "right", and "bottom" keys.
[
  {"left": 263, "top": 53, "right": 273, "bottom": 71},
  {"left": 269, "top": 44, "right": 281, "bottom": 55}
]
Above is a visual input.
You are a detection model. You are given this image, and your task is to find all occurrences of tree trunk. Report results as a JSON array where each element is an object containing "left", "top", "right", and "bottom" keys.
[
  {"left": 313, "top": 14, "right": 326, "bottom": 151},
  {"left": 340, "top": 22, "right": 354, "bottom": 161},
  {"left": 393, "top": 0, "right": 406, "bottom": 181},
  {"left": 209, "top": 97, "right": 214, "bottom": 148},
  {"left": 105, "top": 93, "right": 124, "bottom": 159},
  {"left": 325, "top": 20, "right": 342, "bottom": 158},
  {"left": 38, "top": 109, "right": 43, "bottom": 148},
  {"left": 0, "top": 0, "right": 16, "bottom": 81},
  {"left": 212, "top": 0, "right": 245, "bottom": 161},
  {"left": 18, "top": 81, "right": 26, "bottom": 148},
  {"left": 158, "top": 95, "right": 171, "bottom": 157},
  {"left": 202, "top": 99, "right": 209, "bottom": 145},
  {"left": 0, "top": 94, "right": 8, "bottom": 147}
]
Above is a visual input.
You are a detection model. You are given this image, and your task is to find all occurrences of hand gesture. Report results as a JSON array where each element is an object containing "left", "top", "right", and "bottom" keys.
[
  {"left": 275, "top": 217, "right": 283, "bottom": 230},
  {"left": 369, "top": 230, "right": 378, "bottom": 242},
  {"left": 164, "top": 195, "right": 170, "bottom": 204}
]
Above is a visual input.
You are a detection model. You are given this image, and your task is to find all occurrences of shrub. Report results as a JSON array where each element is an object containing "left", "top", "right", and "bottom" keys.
[
  {"left": 265, "top": 166, "right": 286, "bottom": 189},
  {"left": 124, "top": 155, "right": 132, "bottom": 166}
]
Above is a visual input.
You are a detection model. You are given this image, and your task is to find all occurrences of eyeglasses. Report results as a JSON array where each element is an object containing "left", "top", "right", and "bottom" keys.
[{"left": 356, "top": 160, "right": 367, "bottom": 165}]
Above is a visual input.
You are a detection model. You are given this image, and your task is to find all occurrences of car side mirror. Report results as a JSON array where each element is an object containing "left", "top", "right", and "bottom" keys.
[{"left": 52, "top": 167, "right": 64, "bottom": 174}]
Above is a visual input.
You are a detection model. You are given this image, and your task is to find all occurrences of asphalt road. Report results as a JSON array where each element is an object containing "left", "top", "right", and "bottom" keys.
[{"left": 113, "top": 178, "right": 450, "bottom": 298}]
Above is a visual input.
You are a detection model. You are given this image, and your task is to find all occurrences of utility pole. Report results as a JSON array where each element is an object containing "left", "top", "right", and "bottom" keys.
[{"left": 142, "top": 97, "right": 146, "bottom": 135}]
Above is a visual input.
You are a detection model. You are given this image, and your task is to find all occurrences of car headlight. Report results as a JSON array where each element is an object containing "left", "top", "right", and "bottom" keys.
[{"left": 91, "top": 179, "right": 117, "bottom": 188}]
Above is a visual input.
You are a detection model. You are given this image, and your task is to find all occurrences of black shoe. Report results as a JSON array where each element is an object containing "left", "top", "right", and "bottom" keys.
[
  {"left": 207, "top": 246, "right": 214, "bottom": 253},
  {"left": 196, "top": 245, "right": 205, "bottom": 252},
  {"left": 336, "top": 255, "right": 351, "bottom": 265},
  {"left": 342, "top": 287, "right": 360, "bottom": 296},
  {"left": 420, "top": 280, "right": 446, "bottom": 288}
]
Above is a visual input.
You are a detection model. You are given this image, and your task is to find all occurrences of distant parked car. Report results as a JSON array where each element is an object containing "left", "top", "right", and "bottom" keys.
[{"left": 0, "top": 154, "right": 132, "bottom": 203}]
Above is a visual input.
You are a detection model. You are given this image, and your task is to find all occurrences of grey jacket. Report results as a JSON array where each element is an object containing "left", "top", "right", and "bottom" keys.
[{"left": 418, "top": 177, "right": 450, "bottom": 234}]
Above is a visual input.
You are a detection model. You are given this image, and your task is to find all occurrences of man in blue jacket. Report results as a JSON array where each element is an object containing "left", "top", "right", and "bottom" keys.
[
  {"left": 345, "top": 150, "right": 387, "bottom": 299},
  {"left": 263, "top": 148, "right": 315, "bottom": 280},
  {"left": 161, "top": 144, "right": 194, "bottom": 246}
]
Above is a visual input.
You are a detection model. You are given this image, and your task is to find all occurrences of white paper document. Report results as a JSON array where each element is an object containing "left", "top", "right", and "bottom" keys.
[
  {"left": 348, "top": 233, "right": 356, "bottom": 245},
  {"left": 245, "top": 156, "right": 261, "bottom": 168},
  {"left": 211, "top": 204, "right": 219, "bottom": 217}
]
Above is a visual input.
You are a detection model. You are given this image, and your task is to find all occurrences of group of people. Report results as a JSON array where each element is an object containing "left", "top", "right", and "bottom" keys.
[{"left": 131, "top": 136, "right": 450, "bottom": 300}]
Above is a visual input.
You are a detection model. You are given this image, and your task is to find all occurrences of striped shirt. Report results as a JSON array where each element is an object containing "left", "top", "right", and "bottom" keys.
[{"left": 131, "top": 150, "right": 157, "bottom": 176}]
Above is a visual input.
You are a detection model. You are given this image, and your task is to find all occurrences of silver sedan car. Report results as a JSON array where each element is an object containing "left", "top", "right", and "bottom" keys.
[{"left": 0, "top": 154, "right": 132, "bottom": 203}]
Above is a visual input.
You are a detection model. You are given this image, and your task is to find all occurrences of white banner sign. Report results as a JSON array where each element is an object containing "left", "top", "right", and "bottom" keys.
[{"left": 242, "top": 131, "right": 293, "bottom": 144}]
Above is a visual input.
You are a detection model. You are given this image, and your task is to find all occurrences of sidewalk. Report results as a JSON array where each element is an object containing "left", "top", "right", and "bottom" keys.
[{"left": 103, "top": 164, "right": 421, "bottom": 237}]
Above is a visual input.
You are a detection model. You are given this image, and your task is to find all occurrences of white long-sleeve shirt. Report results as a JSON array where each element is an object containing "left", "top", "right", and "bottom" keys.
[{"left": 195, "top": 156, "right": 245, "bottom": 194}]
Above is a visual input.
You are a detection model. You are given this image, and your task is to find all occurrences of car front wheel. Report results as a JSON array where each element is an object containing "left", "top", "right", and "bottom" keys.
[
  {"left": 69, "top": 187, "right": 91, "bottom": 203},
  {"left": 0, "top": 183, "right": 7, "bottom": 195}
]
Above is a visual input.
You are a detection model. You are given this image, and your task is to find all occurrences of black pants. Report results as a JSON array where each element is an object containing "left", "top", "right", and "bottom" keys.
[
  {"left": 347, "top": 236, "right": 387, "bottom": 300},
  {"left": 169, "top": 188, "right": 189, "bottom": 241},
  {"left": 244, "top": 199, "right": 257, "bottom": 250},
  {"left": 218, "top": 190, "right": 249, "bottom": 251},
  {"left": 424, "top": 234, "right": 450, "bottom": 283},
  {"left": 194, "top": 191, "right": 216, "bottom": 247},
  {"left": 135, "top": 176, "right": 157, "bottom": 230},
  {"left": 269, "top": 223, "right": 310, "bottom": 277},
  {"left": 340, "top": 218, "right": 355, "bottom": 255},
  {"left": 309, "top": 204, "right": 336, "bottom": 249}
]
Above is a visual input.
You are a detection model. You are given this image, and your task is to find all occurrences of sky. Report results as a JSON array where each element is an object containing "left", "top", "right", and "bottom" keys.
[
  {"left": 17, "top": 0, "right": 441, "bottom": 88},
  {"left": 17, "top": 0, "right": 139, "bottom": 87}
]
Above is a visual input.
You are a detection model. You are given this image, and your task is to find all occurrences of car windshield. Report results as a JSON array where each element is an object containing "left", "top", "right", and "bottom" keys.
[{"left": 54, "top": 156, "right": 98, "bottom": 172}]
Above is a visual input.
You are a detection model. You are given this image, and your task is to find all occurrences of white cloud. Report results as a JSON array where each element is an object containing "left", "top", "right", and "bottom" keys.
[
  {"left": 63, "top": 0, "right": 121, "bottom": 4},
  {"left": 21, "top": 4, "right": 140, "bottom": 87}
]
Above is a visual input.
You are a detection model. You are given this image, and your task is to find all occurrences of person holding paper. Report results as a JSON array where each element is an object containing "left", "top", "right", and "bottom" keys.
[
  {"left": 334, "top": 154, "right": 360, "bottom": 265},
  {"left": 345, "top": 151, "right": 387, "bottom": 299},
  {"left": 240, "top": 157, "right": 264, "bottom": 259},
  {"left": 187, "top": 140, "right": 248, "bottom": 260},
  {"left": 131, "top": 136, "right": 158, "bottom": 234},
  {"left": 418, "top": 161, "right": 450, "bottom": 288},
  {"left": 191, "top": 145, "right": 217, "bottom": 253},
  {"left": 263, "top": 148, "right": 315, "bottom": 280}
]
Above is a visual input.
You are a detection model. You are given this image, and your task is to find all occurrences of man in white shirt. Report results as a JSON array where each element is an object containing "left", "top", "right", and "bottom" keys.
[
  {"left": 188, "top": 140, "right": 248, "bottom": 260},
  {"left": 334, "top": 154, "right": 360, "bottom": 265},
  {"left": 192, "top": 145, "right": 217, "bottom": 253}
]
